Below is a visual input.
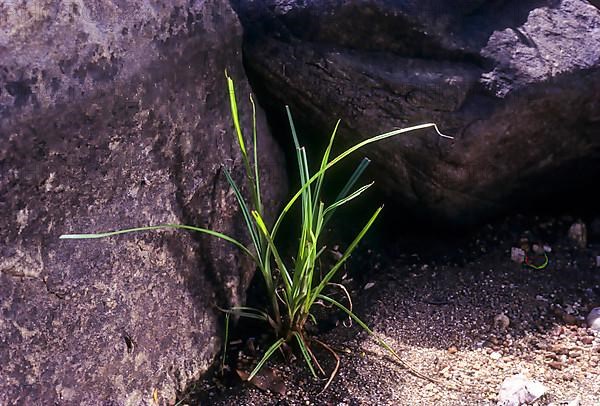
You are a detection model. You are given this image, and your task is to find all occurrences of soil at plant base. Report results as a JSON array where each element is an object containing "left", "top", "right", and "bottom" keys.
[{"left": 179, "top": 212, "right": 600, "bottom": 405}]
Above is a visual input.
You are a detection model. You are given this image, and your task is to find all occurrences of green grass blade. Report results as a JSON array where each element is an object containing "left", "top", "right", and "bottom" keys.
[
  {"left": 250, "top": 94, "right": 262, "bottom": 214},
  {"left": 226, "top": 73, "right": 247, "bottom": 158},
  {"left": 286, "top": 106, "right": 312, "bottom": 264},
  {"left": 310, "top": 206, "right": 383, "bottom": 305},
  {"left": 285, "top": 107, "right": 312, "bottom": 230},
  {"left": 269, "top": 123, "right": 450, "bottom": 250},
  {"left": 317, "top": 294, "right": 402, "bottom": 361},
  {"left": 293, "top": 332, "right": 318, "bottom": 378},
  {"left": 323, "top": 182, "right": 374, "bottom": 216},
  {"left": 300, "top": 146, "right": 313, "bottom": 223},
  {"left": 226, "top": 311, "right": 268, "bottom": 321},
  {"left": 227, "top": 74, "right": 261, "bottom": 215},
  {"left": 323, "top": 157, "right": 371, "bottom": 226},
  {"left": 60, "top": 224, "right": 257, "bottom": 261},
  {"left": 297, "top": 146, "right": 313, "bottom": 262},
  {"left": 251, "top": 210, "right": 293, "bottom": 296},
  {"left": 317, "top": 294, "right": 374, "bottom": 335},
  {"left": 334, "top": 158, "right": 371, "bottom": 203},
  {"left": 286, "top": 105, "right": 301, "bottom": 150},
  {"left": 312, "top": 120, "right": 341, "bottom": 216},
  {"left": 226, "top": 306, "right": 270, "bottom": 320},
  {"left": 247, "top": 338, "right": 285, "bottom": 381},
  {"left": 223, "top": 168, "right": 263, "bottom": 266},
  {"left": 315, "top": 244, "right": 327, "bottom": 261},
  {"left": 314, "top": 202, "right": 325, "bottom": 239}
]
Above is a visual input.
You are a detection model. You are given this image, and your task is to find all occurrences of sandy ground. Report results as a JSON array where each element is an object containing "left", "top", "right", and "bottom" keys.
[{"left": 180, "top": 214, "right": 600, "bottom": 405}]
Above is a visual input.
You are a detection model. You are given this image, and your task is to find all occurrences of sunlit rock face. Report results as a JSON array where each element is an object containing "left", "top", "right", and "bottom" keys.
[
  {"left": 235, "top": 0, "right": 600, "bottom": 224},
  {"left": 0, "top": 1, "right": 286, "bottom": 404}
]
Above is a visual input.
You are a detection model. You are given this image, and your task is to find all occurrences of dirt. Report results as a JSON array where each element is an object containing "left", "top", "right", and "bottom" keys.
[{"left": 179, "top": 213, "right": 600, "bottom": 405}]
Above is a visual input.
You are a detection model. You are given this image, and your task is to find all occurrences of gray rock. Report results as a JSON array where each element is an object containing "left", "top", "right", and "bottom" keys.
[
  {"left": 234, "top": 0, "right": 600, "bottom": 223},
  {"left": 0, "top": 1, "right": 286, "bottom": 404},
  {"left": 587, "top": 307, "right": 600, "bottom": 331}
]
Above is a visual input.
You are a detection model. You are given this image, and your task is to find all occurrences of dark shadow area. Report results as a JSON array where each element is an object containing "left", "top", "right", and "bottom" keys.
[{"left": 233, "top": 0, "right": 562, "bottom": 68}]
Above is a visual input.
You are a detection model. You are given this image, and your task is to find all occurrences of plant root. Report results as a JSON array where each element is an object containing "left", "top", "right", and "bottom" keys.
[{"left": 314, "top": 338, "right": 341, "bottom": 395}]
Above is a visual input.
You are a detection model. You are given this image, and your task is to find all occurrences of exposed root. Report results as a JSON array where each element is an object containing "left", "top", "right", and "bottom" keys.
[{"left": 313, "top": 338, "right": 341, "bottom": 395}]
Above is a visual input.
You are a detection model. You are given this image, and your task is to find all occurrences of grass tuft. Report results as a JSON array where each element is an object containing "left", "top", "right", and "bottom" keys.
[{"left": 60, "top": 73, "right": 452, "bottom": 389}]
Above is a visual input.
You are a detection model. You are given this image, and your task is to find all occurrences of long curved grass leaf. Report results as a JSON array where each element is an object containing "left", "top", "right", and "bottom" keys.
[
  {"left": 225, "top": 306, "right": 270, "bottom": 320},
  {"left": 60, "top": 224, "right": 256, "bottom": 261},
  {"left": 248, "top": 338, "right": 285, "bottom": 381},
  {"left": 226, "top": 311, "right": 268, "bottom": 321},
  {"left": 323, "top": 182, "right": 374, "bottom": 216},
  {"left": 293, "top": 332, "right": 318, "bottom": 378},
  {"left": 317, "top": 294, "right": 401, "bottom": 361},
  {"left": 269, "top": 123, "right": 450, "bottom": 254},
  {"left": 223, "top": 168, "right": 262, "bottom": 267}
]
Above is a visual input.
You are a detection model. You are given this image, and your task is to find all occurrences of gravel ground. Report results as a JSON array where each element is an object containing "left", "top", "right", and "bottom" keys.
[{"left": 180, "top": 214, "right": 600, "bottom": 405}]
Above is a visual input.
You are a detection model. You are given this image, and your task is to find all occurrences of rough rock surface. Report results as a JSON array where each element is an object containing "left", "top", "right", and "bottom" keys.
[
  {"left": 235, "top": 0, "right": 600, "bottom": 223},
  {"left": 0, "top": 0, "right": 286, "bottom": 404}
]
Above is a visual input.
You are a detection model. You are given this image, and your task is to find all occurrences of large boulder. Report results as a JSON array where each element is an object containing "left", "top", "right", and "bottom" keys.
[
  {"left": 0, "top": 0, "right": 286, "bottom": 404},
  {"left": 235, "top": 0, "right": 600, "bottom": 223}
]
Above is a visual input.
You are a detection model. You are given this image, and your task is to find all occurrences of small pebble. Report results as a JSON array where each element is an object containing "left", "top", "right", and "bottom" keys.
[
  {"left": 586, "top": 307, "right": 600, "bottom": 331},
  {"left": 494, "top": 313, "right": 510, "bottom": 330},
  {"left": 490, "top": 351, "right": 502, "bottom": 360},
  {"left": 548, "top": 361, "right": 564, "bottom": 370},
  {"left": 567, "top": 221, "right": 587, "bottom": 248},
  {"left": 511, "top": 247, "right": 526, "bottom": 263}
]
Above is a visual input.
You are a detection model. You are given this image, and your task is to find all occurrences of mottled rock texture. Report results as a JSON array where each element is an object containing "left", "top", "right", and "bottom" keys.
[
  {"left": 0, "top": 0, "right": 286, "bottom": 404},
  {"left": 235, "top": 0, "right": 600, "bottom": 223}
]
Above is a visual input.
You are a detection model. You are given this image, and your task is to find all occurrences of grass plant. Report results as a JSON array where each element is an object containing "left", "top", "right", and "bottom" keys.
[{"left": 60, "top": 73, "right": 451, "bottom": 388}]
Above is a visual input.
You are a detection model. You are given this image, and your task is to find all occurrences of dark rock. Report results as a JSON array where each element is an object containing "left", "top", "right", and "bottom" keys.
[
  {"left": 0, "top": 1, "right": 286, "bottom": 404},
  {"left": 234, "top": 0, "right": 600, "bottom": 223}
]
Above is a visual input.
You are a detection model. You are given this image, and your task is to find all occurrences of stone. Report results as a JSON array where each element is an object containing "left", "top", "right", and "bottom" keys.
[
  {"left": 581, "top": 336, "right": 594, "bottom": 345},
  {"left": 490, "top": 351, "right": 502, "bottom": 360},
  {"left": 587, "top": 307, "right": 600, "bottom": 331},
  {"left": 510, "top": 247, "right": 526, "bottom": 264},
  {"left": 497, "top": 374, "right": 546, "bottom": 406},
  {"left": 494, "top": 313, "right": 511, "bottom": 331},
  {"left": 548, "top": 361, "right": 564, "bottom": 370},
  {"left": 234, "top": 0, "right": 600, "bottom": 223},
  {"left": 0, "top": 1, "right": 286, "bottom": 404},
  {"left": 567, "top": 221, "right": 588, "bottom": 249}
]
